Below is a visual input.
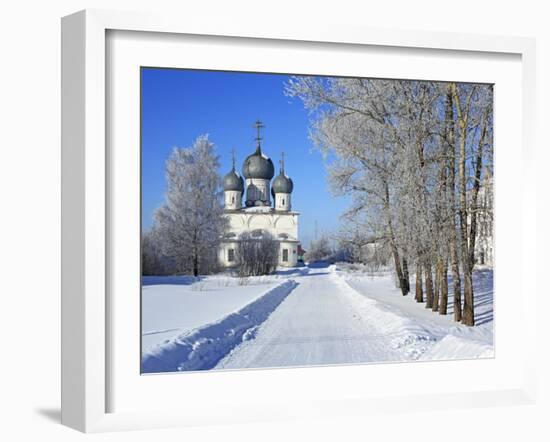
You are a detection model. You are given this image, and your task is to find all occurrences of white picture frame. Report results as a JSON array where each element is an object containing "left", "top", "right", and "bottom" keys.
[{"left": 61, "top": 9, "right": 537, "bottom": 433}]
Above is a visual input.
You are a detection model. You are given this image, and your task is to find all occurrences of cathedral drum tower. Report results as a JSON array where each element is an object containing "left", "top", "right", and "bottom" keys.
[{"left": 219, "top": 121, "right": 300, "bottom": 268}]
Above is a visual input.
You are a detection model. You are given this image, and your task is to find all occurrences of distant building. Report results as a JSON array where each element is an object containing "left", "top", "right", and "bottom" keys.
[
  {"left": 471, "top": 175, "right": 494, "bottom": 266},
  {"left": 219, "top": 121, "right": 300, "bottom": 268}
]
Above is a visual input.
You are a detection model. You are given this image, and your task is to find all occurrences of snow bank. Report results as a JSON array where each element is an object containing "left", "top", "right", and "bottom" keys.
[
  {"left": 420, "top": 335, "right": 494, "bottom": 360},
  {"left": 142, "top": 279, "right": 299, "bottom": 373},
  {"left": 331, "top": 272, "right": 442, "bottom": 360},
  {"left": 334, "top": 266, "right": 494, "bottom": 361}
]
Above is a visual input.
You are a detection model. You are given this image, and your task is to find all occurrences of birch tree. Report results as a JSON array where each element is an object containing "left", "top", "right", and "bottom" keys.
[
  {"left": 154, "top": 135, "right": 227, "bottom": 276},
  {"left": 450, "top": 83, "right": 493, "bottom": 326},
  {"left": 286, "top": 77, "right": 411, "bottom": 295}
]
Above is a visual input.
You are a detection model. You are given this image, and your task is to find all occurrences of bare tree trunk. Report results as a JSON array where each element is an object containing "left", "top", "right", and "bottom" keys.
[
  {"left": 468, "top": 107, "right": 489, "bottom": 272},
  {"left": 389, "top": 238, "right": 406, "bottom": 295},
  {"left": 451, "top": 250, "right": 462, "bottom": 321},
  {"left": 451, "top": 83, "right": 475, "bottom": 326},
  {"left": 459, "top": 174, "right": 473, "bottom": 324},
  {"left": 192, "top": 229, "right": 199, "bottom": 277},
  {"left": 384, "top": 180, "right": 408, "bottom": 296},
  {"left": 432, "top": 258, "right": 441, "bottom": 312},
  {"left": 439, "top": 260, "right": 449, "bottom": 315},
  {"left": 462, "top": 267, "right": 475, "bottom": 325},
  {"left": 415, "top": 135, "right": 434, "bottom": 307},
  {"left": 446, "top": 84, "right": 462, "bottom": 323},
  {"left": 433, "top": 105, "right": 448, "bottom": 314},
  {"left": 424, "top": 261, "right": 434, "bottom": 309},
  {"left": 193, "top": 252, "right": 199, "bottom": 277},
  {"left": 415, "top": 263, "right": 423, "bottom": 303},
  {"left": 402, "top": 257, "right": 410, "bottom": 294}
]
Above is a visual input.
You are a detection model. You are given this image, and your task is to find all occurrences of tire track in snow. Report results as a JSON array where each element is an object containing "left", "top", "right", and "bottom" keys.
[{"left": 141, "top": 279, "right": 299, "bottom": 373}]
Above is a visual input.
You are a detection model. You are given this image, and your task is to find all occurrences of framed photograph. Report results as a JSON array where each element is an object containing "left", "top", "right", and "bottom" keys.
[{"left": 61, "top": 9, "right": 537, "bottom": 432}]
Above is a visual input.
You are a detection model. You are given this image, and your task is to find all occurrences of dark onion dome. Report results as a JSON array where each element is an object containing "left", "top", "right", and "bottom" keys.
[
  {"left": 271, "top": 171, "right": 294, "bottom": 196},
  {"left": 223, "top": 168, "right": 244, "bottom": 192},
  {"left": 242, "top": 146, "right": 275, "bottom": 180}
]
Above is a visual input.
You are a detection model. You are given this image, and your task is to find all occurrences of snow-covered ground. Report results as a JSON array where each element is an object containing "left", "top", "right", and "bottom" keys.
[
  {"left": 141, "top": 264, "right": 493, "bottom": 373},
  {"left": 335, "top": 264, "right": 494, "bottom": 361},
  {"left": 142, "top": 272, "right": 303, "bottom": 353}
]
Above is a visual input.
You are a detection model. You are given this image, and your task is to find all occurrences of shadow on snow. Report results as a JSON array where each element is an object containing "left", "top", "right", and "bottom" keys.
[{"left": 141, "top": 279, "right": 299, "bottom": 373}]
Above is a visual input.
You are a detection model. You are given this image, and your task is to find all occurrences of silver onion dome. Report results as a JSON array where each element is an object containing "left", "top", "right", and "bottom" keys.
[
  {"left": 223, "top": 169, "right": 244, "bottom": 192},
  {"left": 242, "top": 146, "right": 275, "bottom": 180},
  {"left": 271, "top": 171, "right": 294, "bottom": 196}
]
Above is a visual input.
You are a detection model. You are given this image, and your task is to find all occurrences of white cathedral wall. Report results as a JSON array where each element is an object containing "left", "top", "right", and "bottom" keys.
[
  {"left": 219, "top": 238, "right": 298, "bottom": 268},
  {"left": 220, "top": 211, "right": 299, "bottom": 268},
  {"left": 219, "top": 240, "right": 239, "bottom": 268},
  {"left": 225, "top": 212, "right": 298, "bottom": 240}
]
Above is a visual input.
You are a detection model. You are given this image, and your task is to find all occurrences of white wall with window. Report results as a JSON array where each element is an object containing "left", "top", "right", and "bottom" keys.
[{"left": 275, "top": 193, "right": 291, "bottom": 211}]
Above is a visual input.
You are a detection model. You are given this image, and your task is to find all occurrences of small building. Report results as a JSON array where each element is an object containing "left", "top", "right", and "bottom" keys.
[{"left": 219, "top": 121, "right": 299, "bottom": 268}]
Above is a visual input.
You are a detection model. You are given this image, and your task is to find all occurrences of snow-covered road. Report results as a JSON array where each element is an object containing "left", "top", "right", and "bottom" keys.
[
  {"left": 217, "top": 266, "right": 412, "bottom": 369},
  {"left": 142, "top": 264, "right": 493, "bottom": 373}
]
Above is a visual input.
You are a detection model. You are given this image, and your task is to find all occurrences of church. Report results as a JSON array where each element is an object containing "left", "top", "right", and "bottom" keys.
[{"left": 219, "top": 121, "right": 299, "bottom": 268}]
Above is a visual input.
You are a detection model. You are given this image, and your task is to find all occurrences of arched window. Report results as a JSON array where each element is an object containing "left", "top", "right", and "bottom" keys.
[{"left": 232, "top": 196, "right": 235, "bottom": 204}]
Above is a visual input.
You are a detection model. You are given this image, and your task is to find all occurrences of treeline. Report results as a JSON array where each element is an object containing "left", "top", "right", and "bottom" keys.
[{"left": 286, "top": 77, "right": 493, "bottom": 326}]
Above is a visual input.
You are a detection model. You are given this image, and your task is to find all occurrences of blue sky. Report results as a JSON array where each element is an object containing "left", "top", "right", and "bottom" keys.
[{"left": 141, "top": 68, "right": 351, "bottom": 247}]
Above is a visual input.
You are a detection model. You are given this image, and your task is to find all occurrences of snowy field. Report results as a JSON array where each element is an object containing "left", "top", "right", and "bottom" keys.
[
  {"left": 141, "top": 264, "right": 493, "bottom": 373},
  {"left": 142, "top": 271, "right": 304, "bottom": 353}
]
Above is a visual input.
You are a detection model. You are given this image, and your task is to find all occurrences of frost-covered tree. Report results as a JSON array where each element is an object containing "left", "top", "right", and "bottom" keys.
[
  {"left": 285, "top": 77, "right": 421, "bottom": 295},
  {"left": 286, "top": 76, "right": 493, "bottom": 326},
  {"left": 153, "top": 135, "right": 227, "bottom": 276},
  {"left": 449, "top": 82, "right": 493, "bottom": 325},
  {"left": 305, "top": 235, "right": 334, "bottom": 263},
  {"left": 141, "top": 227, "right": 176, "bottom": 276}
]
